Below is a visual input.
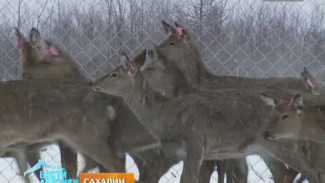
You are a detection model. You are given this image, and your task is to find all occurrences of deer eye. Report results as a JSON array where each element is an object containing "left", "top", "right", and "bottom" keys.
[
  {"left": 111, "top": 72, "right": 118, "bottom": 79},
  {"left": 281, "top": 114, "right": 289, "bottom": 120},
  {"left": 169, "top": 41, "right": 176, "bottom": 45}
]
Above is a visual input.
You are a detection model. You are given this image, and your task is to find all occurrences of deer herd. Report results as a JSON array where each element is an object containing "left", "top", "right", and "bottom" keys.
[{"left": 1, "top": 21, "right": 325, "bottom": 183}]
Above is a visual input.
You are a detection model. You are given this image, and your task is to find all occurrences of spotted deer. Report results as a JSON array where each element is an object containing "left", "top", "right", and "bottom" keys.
[
  {"left": 92, "top": 52, "right": 322, "bottom": 183},
  {"left": 15, "top": 28, "right": 179, "bottom": 183}
]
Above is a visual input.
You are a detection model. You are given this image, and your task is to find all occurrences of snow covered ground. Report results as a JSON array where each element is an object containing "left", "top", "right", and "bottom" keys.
[{"left": 0, "top": 144, "right": 276, "bottom": 183}]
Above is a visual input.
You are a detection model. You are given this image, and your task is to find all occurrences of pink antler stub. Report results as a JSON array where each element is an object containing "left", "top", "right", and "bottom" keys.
[
  {"left": 176, "top": 27, "right": 183, "bottom": 40},
  {"left": 17, "top": 39, "right": 25, "bottom": 50},
  {"left": 306, "top": 78, "right": 315, "bottom": 90},
  {"left": 127, "top": 59, "right": 136, "bottom": 75},
  {"left": 43, "top": 46, "right": 59, "bottom": 57}
]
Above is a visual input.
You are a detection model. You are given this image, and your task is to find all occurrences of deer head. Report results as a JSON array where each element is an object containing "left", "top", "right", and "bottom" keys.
[
  {"left": 17, "top": 28, "right": 84, "bottom": 80},
  {"left": 92, "top": 50, "right": 146, "bottom": 96},
  {"left": 157, "top": 21, "right": 195, "bottom": 61},
  {"left": 261, "top": 93, "right": 304, "bottom": 140},
  {"left": 140, "top": 46, "right": 189, "bottom": 97},
  {"left": 146, "top": 21, "right": 206, "bottom": 89}
]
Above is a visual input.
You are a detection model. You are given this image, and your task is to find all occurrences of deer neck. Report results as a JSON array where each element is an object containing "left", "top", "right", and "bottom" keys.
[
  {"left": 123, "top": 73, "right": 171, "bottom": 139},
  {"left": 21, "top": 48, "right": 36, "bottom": 70},
  {"left": 300, "top": 106, "right": 325, "bottom": 142},
  {"left": 123, "top": 74, "right": 146, "bottom": 104}
]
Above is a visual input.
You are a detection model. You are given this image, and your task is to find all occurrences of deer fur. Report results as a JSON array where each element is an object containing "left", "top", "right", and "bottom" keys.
[
  {"left": 92, "top": 53, "right": 322, "bottom": 183},
  {"left": 14, "top": 28, "right": 179, "bottom": 182}
]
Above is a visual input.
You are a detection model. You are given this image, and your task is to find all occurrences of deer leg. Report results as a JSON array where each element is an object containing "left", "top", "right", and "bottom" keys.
[
  {"left": 261, "top": 141, "right": 319, "bottom": 183},
  {"left": 58, "top": 140, "right": 78, "bottom": 178},
  {"left": 80, "top": 154, "right": 110, "bottom": 173},
  {"left": 25, "top": 146, "right": 41, "bottom": 181},
  {"left": 12, "top": 149, "right": 33, "bottom": 183},
  {"left": 180, "top": 139, "right": 203, "bottom": 183},
  {"left": 66, "top": 135, "right": 124, "bottom": 173},
  {"left": 232, "top": 158, "right": 248, "bottom": 183},
  {"left": 81, "top": 155, "right": 102, "bottom": 173},
  {"left": 198, "top": 160, "right": 215, "bottom": 183},
  {"left": 216, "top": 160, "right": 227, "bottom": 183},
  {"left": 226, "top": 163, "right": 233, "bottom": 183},
  {"left": 137, "top": 149, "right": 177, "bottom": 183},
  {"left": 259, "top": 152, "right": 298, "bottom": 183},
  {"left": 131, "top": 154, "right": 147, "bottom": 182},
  {"left": 318, "top": 171, "right": 325, "bottom": 183}
]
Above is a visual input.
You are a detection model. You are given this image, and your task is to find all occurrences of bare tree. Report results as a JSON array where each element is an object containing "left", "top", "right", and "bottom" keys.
[
  {"left": 17, "top": 0, "right": 23, "bottom": 29},
  {"left": 57, "top": 0, "right": 61, "bottom": 24},
  {"left": 36, "top": 0, "right": 49, "bottom": 29}
]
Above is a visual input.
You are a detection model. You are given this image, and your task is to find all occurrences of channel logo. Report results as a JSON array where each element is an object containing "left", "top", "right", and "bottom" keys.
[{"left": 79, "top": 173, "right": 134, "bottom": 183}]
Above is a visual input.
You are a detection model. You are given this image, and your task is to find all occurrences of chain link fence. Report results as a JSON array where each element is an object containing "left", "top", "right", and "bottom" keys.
[{"left": 0, "top": 0, "right": 324, "bottom": 182}]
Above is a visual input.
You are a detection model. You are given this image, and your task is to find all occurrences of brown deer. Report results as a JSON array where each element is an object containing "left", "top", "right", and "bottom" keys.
[
  {"left": 16, "top": 28, "right": 84, "bottom": 81},
  {"left": 261, "top": 67, "right": 324, "bottom": 142},
  {"left": 261, "top": 93, "right": 325, "bottom": 143},
  {"left": 141, "top": 21, "right": 325, "bottom": 181},
  {"left": 15, "top": 28, "right": 179, "bottom": 183},
  {"left": 15, "top": 28, "right": 83, "bottom": 179},
  {"left": 0, "top": 80, "right": 124, "bottom": 173},
  {"left": 143, "top": 48, "right": 250, "bottom": 183},
  {"left": 141, "top": 47, "right": 322, "bottom": 182},
  {"left": 142, "top": 21, "right": 325, "bottom": 106},
  {"left": 92, "top": 52, "right": 322, "bottom": 183},
  {"left": 261, "top": 93, "right": 325, "bottom": 180}
]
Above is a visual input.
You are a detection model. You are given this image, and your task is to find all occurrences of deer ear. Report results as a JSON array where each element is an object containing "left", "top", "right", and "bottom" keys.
[
  {"left": 15, "top": 28, "right": 25, "bottom": 40},
  {"left": 162, "top": 20, "right": 176, "bottom": 34},
  {"left": 291, "top": 94, "right": 304, "bottom": 114},
  {"left": 301, "top": 67, "right": 321, "bottom": 96},
  {"left": 260, "top": 93, "right": 277, "bottom": 109},
  {"left": 122, "top": 52, "right": 130, "bottom": 70},
  {"left": 121, "top": 52, "right": 137, "bottom": 76},
  {"left": 30, "top": 28, "right": 41, "bottom": 47}
]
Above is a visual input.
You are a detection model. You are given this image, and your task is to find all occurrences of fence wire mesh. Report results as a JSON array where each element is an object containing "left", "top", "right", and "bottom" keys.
[{"left": 0, "top": 0, "right": 324, "bottom": 182}]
